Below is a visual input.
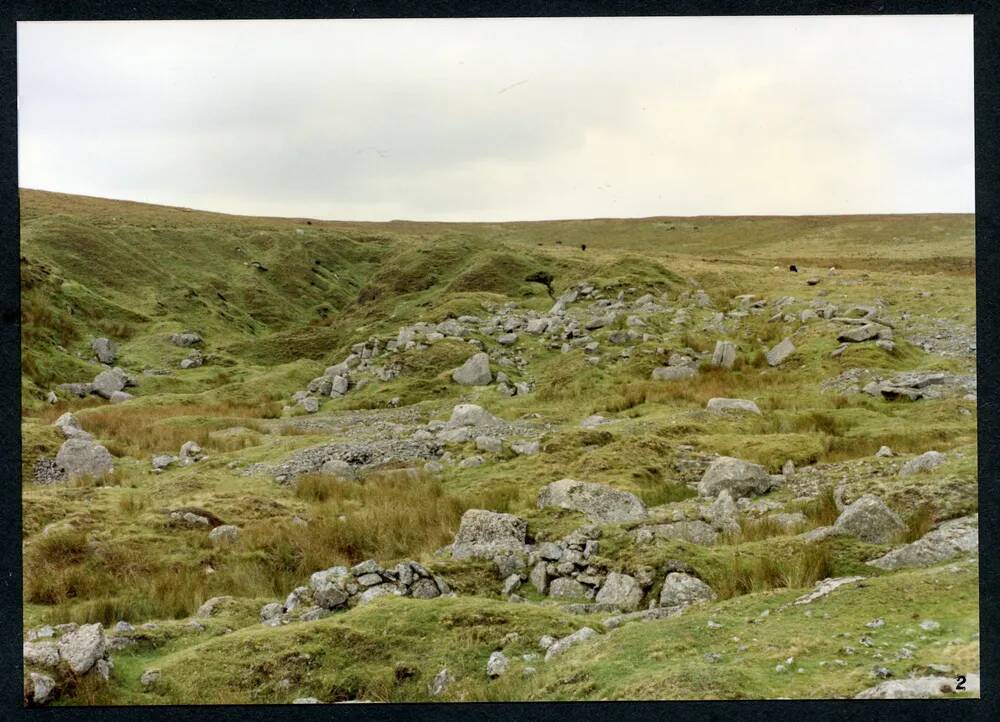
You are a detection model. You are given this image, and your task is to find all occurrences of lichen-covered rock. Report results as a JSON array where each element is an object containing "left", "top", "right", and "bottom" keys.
[
  {"left": 452, "top": 352, "right": 493, "bottom": 386},
  {"left": 28, "top": 672, "right": 57, "bottom": 704},
  {"left": 544, "top": 627, "right": 597, "bottom": 661},
  {"left": 486, "top": 651, "right": 509, "bottom": 678},
  {"left": 53, "top": 412, "right": 91, "bottom": 440},
  {"left": 766, "top": 338, "right": 796, "bottom": 366},
  {"left": 855, "top": 674, "right": 979, "bottom": 699},
  {"left": 697, "top": 456, "right": 773, "bottom": 498},
  {"left": 55, "top": 438, "right": 114, "bottom": 482},
  {"left": 92, "top": 367, "right": 129, "bottom": 399},
  {"left": 548, "top": 577, "right": 588, "bottom": 600},
  {"left": 658, "top": 572, "right": 716, "bottom": 610},
  {"left": 57, "top": 623, "right": 105, "bottom": 674},
  {"left": 651, "top": 366, "right": 697, "bottom": 381},
  {"left": 634, "top": 521, "right": 719, "bottom": 546},
  {"left": 208, "top": 524, "right": 240, "bottom": 545},
  {"left": 452, "top": 509, "right": 527, "bottom": 560},
  {"left": 706, "top": 398, "right": 761, "bottom": 415},
  {"left": 536, "top": 479, "right": 646, "bottom": 523},
  {"left": 899, "top": 450, "right": 947, "bottom": 476},
  {"left": 833, "top": 494, "right": 906, "bottom": 544},
  {"left": 867, "top": 515, "right": 978, "bottom": 570},
  {"left": 594, "top": 572, "right": 643, "bottom": 611},
  {"left": 23, "top": 641, "right": 61, "bottom": 669},
  {"left": 711, "top": 340, "right": 736, "bottom": 369}
]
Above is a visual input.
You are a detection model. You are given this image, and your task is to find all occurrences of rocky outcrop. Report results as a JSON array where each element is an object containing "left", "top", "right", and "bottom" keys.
[{"left": 867, "top": 515, "right": 978, "bottom": 570}]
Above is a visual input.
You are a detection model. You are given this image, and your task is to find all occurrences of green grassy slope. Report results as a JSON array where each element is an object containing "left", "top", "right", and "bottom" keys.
[{"left": 19, "top": 190, "right": 977, "bottom": 704}]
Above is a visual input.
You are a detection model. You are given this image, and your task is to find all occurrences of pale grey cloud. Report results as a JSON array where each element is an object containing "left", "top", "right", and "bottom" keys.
[{"left": 17, "top": 16, "right": 973, "bottom": 221}]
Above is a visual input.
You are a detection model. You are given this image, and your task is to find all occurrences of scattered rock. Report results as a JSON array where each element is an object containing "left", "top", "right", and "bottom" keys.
[
  {"left": 486, "top": 651, "right": 509, "bottom": 678},
  {"left": 697, "top": 456, "right": 773, "bottom": 498},
  {"left": 833, "top": 494, "right": 906, "bottom": 543},
  {"left": 537, "top": 478, "right": 647, "bottom": 523},
  {"left": 452, "top": 352, "right": 493, "bottom": 386},
  {"left": 867, "top": 515, "right": 978, "bottom": 570},
  {"left": 705, "top": 398, "right": 761, "bottom": 415},
  {"left": 91, "top": 337, "right": 117, "bottom": 364},
  {"left": 208, "top": 525, "right": 240, "bottom": 545},
  {"left": 765, "top": 338, "right": 795, "bottom": 366},
  {"left": 594, "top": 572, "right": 644, "bottom": 611},
  {"left": 451, "top": 509, "right": 527, "bottom": 560},
  {"left": 544, "top": 627, "right": 597, "bottom": 662},
  {"left": 55, "top": 438, "right": 114, "bottom": 482},
  {"left": 658, "top": 572, "right": 716, "bottom": 610},
  {"left": 57, "top": 623, "right": 105, "bottom": 674},
  {"left": 899, "top": 450, "right": 946, "bottom": 476}
]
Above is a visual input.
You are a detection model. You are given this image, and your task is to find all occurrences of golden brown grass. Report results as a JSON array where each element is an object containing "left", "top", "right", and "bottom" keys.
[{"left": 56, "top": 403, "right": 275, "bottom": 456}]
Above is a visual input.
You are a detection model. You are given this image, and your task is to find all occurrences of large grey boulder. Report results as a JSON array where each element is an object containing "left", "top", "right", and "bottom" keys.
[
  {"left": 706, "top": 398, "right": 761, "bottom": 415},
  {"left": 536, "top": 479, "right": 647, "bottom": 523},
  {"left": 766, "top": 338, "right": 796, "bottom": 366},
  {"left": 55, "top": 438, "right": 114, "bottom": 482},
  {"left": 659, "top": 572, "right": 716, "bottom": 610},
  {"left": 697, "top": 456, "right": 773, "bottom": 498},
  {"left": 899, "top": 450, "right": 946, "bottom": 477},
  {"left": 92, "top": 367, "right": 129, "bottom": 399},
  {"left": 833, "top": 494, "right": 906, "bottom": 544},
  {"left": 57, "top": 623, "right": 105, "bottom": 674},
  {"left": 452, "top": 352, "right": 493, "bottom": 386},
  {"left": 867, "top": 515, "right": 978, "bottom": 570},
  {"left": 451, "top": 509, "right": 527, "bottom": 560},
  {"left": 91, "top": 337, "right": 117, "bottom": 364},
  {"left": 711, "top": 340, "right": 736, "bottom": 369},
  {"left": 651, "top": 366, "right": 696, "bottom": 382},
  {"left": 594, "top": 572, "right": 643, "bottom": 611}
]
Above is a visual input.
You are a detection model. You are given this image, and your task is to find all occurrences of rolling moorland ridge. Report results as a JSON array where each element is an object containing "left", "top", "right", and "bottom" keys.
[{"left": 19, "top": 188, "right": 978, "bottom": 703}]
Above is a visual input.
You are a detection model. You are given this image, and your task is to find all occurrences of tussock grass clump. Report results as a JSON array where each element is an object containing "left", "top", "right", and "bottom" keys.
[
  {"left": 900, "top": 503, "right": 936, "bottom": 544},
  {"left": 801, "top": 486, "right": 841, "bottom": 527},
  {"left": 708, "top": 545, "right": 834, "bottom": 599}
]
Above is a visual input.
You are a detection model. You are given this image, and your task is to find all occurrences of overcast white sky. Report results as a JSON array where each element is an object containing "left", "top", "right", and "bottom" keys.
[{"left": 17, "top": 16, "right": 973, "bottom": 221}]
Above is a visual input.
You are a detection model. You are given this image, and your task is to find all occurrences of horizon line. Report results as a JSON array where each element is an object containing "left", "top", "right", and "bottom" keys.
[{"left": 19, "top": 187, "right": 976, "bottom": 225}]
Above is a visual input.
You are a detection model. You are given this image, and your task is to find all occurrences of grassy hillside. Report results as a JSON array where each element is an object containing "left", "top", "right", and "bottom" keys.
[{"left": 20, "top": 189, "right": 977, "bottom": 704}]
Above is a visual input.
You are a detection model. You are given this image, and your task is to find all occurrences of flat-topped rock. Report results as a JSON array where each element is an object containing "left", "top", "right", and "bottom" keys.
[
  {"left": 537, "top": 479, "right": 646, "bottom": 523},
  {"left": 451, "top": 509, "right": 527, "bottom": 560}
]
